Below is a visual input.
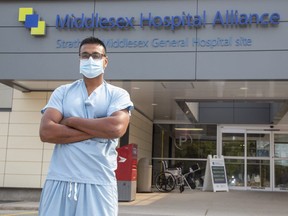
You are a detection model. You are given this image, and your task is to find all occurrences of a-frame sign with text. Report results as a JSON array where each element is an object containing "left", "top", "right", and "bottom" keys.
[{"left": 203, "top": 155, "right": 229, "bottom": 192}]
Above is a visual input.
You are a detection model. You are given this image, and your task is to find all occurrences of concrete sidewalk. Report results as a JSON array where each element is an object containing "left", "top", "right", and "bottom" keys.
[
  {"left": 119, "top": 190, "right": 288, "bottom": 216},
  {"left": 0, "top": 189, "right": 288, "bottom": 216}
]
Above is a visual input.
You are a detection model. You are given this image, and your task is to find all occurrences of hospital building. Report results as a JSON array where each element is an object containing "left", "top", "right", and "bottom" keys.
[{"left": 1, "top": 0, "right": 288, "bottom": 197}]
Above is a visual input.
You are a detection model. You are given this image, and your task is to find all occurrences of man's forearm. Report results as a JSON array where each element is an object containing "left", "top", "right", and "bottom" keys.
[
  {"left": 61, "top": 112, "right": 129, "bottom": 139},
  {"left": 40, "top": 122, "right": 94, "bottom": 144}
]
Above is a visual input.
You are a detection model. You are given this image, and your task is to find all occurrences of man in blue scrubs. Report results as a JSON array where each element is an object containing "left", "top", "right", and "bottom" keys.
[{"left": 38, "top": 37, "right": 133, "bottom": 216}]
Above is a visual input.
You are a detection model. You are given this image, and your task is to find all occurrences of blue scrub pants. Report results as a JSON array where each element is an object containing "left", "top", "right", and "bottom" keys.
[{"left": 38, "top": 180, "right": 118, "bottom": 216}]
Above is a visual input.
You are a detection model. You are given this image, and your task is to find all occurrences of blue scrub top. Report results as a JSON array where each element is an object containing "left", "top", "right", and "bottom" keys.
[{"left": 41, "top": 79, "right": 134, "bottom": 185}]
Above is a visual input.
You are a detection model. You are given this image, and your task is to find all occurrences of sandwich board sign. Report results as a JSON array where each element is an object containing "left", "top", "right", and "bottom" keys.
[{"left": 203, "top": 155, "right": 229, "bottom": 192}]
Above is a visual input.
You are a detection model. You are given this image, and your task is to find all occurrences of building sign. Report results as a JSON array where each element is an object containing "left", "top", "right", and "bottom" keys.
[
  {"left": 56, "top": 36, "right": 253, "bottom": 49},
  {"left": 54, "top": 10, "right": 279, "bottom": 49},
  {"left": 203, "top": 155, "right": 229, "bottom": 192},
  {"left": 18, "top": 8, "right": 46, "bottom": 36},
  {"left": 55, "top": 10, "right": 280, "bottom": 31},
  {"left": 17, "top": 8, "right": 281, "bottom": 49}
]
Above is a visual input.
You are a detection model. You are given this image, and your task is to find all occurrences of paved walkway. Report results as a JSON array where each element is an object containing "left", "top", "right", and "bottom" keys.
[
  {"left": 0, "top": 189, "right": 288, "bottom": 216},
  {"left": 119, "top": 190, "right": 288, "bottom": 216}
]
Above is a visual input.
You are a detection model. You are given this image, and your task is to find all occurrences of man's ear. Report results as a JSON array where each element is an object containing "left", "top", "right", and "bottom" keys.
[{"left": 104, "top": 56, "right": 108, "bottom": 69}]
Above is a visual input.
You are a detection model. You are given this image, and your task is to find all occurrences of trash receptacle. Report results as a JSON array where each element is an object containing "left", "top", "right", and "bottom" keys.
[{"left": 137, "top": 157, "right": 152, "bottom": 192}]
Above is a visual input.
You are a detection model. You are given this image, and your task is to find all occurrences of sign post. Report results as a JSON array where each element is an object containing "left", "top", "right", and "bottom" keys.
[{"left": 203, "top": 155, "right": 229, "bottom": 192}]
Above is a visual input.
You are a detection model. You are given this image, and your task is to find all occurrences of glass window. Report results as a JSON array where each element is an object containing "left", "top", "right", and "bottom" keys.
[
  {"left": 152, "top": 124, "right": 216, "bottom": 185},
  {"left": 173, "top": 124, "right": 217, "bottom": 159},
  {"left": 274, "top": 134, "right": 288, "bottom": 158},
  {"left": 174, "top": 135, "right": 216, "bottom": 159},
  {"left": 247, "top": 159, "right": 270, "bottom": 188},
  {"left": 247, "top": 133, "right": 270, "bottom": 157},
  {"left": 222, "top": 133, "right": 244, "bottom": 157},
  {"left": 225, "top": 159, "right": 244, "bottom": 187},
  {"left": 274, "top": 160, "right": 288, "bottom": 189},
  {"left": 174, "top": 159, "right": 205, "bottom": 187},
  {"left": 153, "top": 124, "right": 217, "bottom": 159},
  {"left": 274, "top": 134, "right": 288, "bottom": 189}
]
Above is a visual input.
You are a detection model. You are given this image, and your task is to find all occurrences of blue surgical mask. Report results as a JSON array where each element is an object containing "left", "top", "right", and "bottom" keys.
[{"left": 80, "top": 57, "right": 104, "bottom": 78}]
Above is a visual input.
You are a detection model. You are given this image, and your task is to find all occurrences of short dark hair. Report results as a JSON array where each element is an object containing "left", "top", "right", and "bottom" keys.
[{"left": 79, "top": 37, "right": 107, "bottom": 54}]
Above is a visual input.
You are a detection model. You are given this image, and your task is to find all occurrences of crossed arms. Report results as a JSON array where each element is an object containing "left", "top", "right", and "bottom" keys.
[{"left": 39, "top": 107, "right": 130, "bottom": 144}]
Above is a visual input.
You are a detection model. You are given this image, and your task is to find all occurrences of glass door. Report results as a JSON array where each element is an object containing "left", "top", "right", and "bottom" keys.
[
  {"left": 246, "top": 131, "right": 271, "bottom": 190},
  {"left": 273, "top": 133, "right": 288, "bottom": 191},
  {"left": 220, "top": 127, "right": 288, "bottom": 191},
  {"left": 220, "top": 128, "right": 272, "bottom": 191},
  {"left": 221, "top": 129, "right": 246, "bottom": 189}
]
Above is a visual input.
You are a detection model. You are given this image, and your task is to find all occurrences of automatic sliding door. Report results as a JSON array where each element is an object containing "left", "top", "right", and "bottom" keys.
[
  {"left": 221, "top": 131, "right": 245, "bottom": 188},
  {"left": 221, "top": 128, "right": 288, "bottom": 191},
  {"left": 246, "top": 132, "right": 271, "bottom": 190},
  {"left": 274, "top": 133, "right": 288, "bottom": 191},
  {"left": 221, "top": 129, "right": 272, "bottom": 190},
  {"left": 246, "top": 159, "right": 270, "bottom": 188}
]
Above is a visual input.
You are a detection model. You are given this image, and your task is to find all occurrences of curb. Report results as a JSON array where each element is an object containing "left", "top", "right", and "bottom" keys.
[{"left": 0, "top": 202, "right": 39, "bottom": 211}]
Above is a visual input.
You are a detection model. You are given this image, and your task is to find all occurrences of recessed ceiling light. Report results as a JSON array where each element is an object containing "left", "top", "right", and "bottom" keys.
[
  {"left": 175, "top": 128, "right": 203, "bottom": 131},
  {"left": 132, "top": 87, "right": 140, "bottom": 90},
  {"left": 152, "top": 103, "right": 158, "bottom": 106},
  {"left": 240, "top": 87, "right": 248, "bottom": 90}
]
